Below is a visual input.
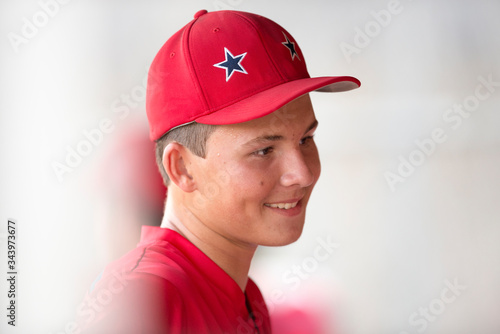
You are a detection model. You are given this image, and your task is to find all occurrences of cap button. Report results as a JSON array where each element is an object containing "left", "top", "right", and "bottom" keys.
[{"left": 194, "top": 9, "right": 208, "bottom": 19}]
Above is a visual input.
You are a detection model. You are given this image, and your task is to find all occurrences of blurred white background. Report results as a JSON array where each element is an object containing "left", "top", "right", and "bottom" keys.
[{"left": 1, "top": 0, "right": 499, "bottom": 333}]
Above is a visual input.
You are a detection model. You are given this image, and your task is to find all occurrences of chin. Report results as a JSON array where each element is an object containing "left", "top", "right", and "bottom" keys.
[{"left": 260, "top": 224, "right": 304, "bottom": 247}]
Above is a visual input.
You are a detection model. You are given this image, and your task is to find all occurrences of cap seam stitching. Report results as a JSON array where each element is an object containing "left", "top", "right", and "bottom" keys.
[
  {"left": 185, "top": 17, "right": 210, "bottom": 112},
  {"left": 233, "top": 12, "right": 285, "bottom": 81}
]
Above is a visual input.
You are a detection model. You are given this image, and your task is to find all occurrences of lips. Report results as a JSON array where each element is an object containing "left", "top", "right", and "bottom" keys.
[{"left": 264, "top": 201, "right": 299, "bottom": 210}]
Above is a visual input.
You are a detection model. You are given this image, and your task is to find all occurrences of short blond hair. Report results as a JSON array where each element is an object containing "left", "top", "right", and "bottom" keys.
[{"left": 155, "top": 122, "right": 216, "bottom": 186}]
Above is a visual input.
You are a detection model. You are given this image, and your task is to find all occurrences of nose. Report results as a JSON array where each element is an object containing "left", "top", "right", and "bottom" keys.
[{"left": 279, "top": 149, "right": 318, "bottom": 188}]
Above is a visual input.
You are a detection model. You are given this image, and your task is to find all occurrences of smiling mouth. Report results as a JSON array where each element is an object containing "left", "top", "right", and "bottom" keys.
[{"left": 264, "top": 201, "right": 299, "bottom": 210}]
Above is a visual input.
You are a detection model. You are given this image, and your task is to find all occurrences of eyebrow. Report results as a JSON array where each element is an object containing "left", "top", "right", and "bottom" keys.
[{"left": 242, "top": 119, "right": 318, "bottom": 147}]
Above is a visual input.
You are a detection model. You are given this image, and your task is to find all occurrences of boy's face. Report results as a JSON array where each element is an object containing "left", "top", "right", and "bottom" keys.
[{"left": 187, "top": 94, "right": 321, "bottom": 248}]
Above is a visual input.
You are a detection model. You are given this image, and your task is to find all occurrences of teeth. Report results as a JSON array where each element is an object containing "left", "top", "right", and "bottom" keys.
[{"left": 265, "top": 202, "right": 298, "bottom": 210}]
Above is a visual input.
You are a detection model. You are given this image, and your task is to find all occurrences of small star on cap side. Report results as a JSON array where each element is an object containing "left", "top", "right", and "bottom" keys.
[{"left": 281, "top": 32, "right": 300, "bottom": 61}]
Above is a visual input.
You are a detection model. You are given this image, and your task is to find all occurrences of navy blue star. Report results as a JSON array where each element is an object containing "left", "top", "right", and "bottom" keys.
[
  {"left": 213, "top": 47, "right": 248, "bottom": 81},
  {"left": 282, "top": 32, "right": 300, "bottom": 61}
]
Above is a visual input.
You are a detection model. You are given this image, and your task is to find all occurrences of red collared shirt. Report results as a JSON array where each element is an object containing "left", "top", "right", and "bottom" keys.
[{"left": 78, "top": 226, "right": 271, "bottom": 334}]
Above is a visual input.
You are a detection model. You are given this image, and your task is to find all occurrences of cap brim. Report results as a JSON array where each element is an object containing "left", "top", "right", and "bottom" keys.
[{"left": 195, "top": 76, "right": 360, "bottom": 125}]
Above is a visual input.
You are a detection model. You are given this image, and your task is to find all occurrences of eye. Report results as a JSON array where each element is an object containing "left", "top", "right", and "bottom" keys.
[
  {"left": 299, "top": 135, "right": 315, "bottom": 146},
  {"left": 253, "top": 146, "right": 274, "bottom": 156}
]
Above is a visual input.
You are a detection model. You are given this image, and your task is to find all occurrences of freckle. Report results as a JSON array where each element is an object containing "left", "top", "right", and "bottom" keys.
[{"left": 260, "top": 181, "right": 264, "bottom": 186}]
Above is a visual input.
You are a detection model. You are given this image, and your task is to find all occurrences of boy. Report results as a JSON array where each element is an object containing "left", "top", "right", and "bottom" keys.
[{"left": 79, "top": 9, "right": 360, "bottom": 333}]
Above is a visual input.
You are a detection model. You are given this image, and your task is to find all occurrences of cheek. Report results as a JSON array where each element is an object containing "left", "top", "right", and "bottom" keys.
[
  {"left": 307, "top": 146, "right": 321, "bottom": 182},
  {"left": 223, "top": 162, "right": 276, "bottom": 199},
  {"left": 314, "top": 153, "right": 321, "bottom": 180}
]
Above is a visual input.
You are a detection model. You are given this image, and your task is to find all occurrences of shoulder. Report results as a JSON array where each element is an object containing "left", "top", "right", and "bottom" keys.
[
  {"left": 78, "top": 273, "right": 185, "bottom": 333},
  {"left": 95, "top": 232, "right": 197, "bottom": 289},
  {"left": 78, "top": 243, "right": 190, "bottom": 333}
]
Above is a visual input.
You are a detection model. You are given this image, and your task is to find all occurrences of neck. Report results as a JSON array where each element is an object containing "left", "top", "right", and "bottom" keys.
[{"left": 161, "top": 192, "right": 257, "bottom": 291}]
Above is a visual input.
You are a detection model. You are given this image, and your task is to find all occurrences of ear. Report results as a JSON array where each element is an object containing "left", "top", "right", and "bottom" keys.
[{"left": 162, "top": 142, "right": 197, "bottom": 192}]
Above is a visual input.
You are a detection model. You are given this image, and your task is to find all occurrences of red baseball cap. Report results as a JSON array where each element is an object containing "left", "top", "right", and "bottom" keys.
[{"left": 146, "top": 9, "right": 360, "bottom": 141}]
